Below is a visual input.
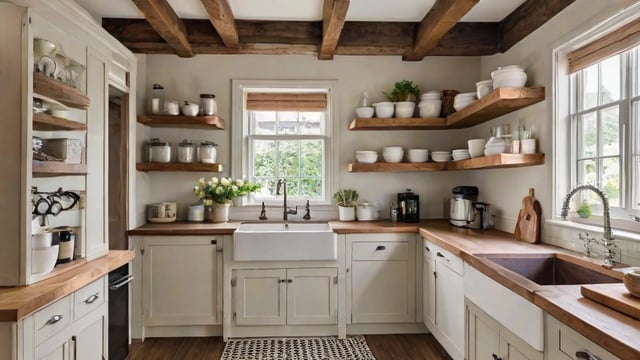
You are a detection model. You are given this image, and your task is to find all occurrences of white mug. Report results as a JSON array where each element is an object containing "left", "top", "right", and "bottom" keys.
[{"left": 521, "top": 139, "right": 536, "bottom": 154}]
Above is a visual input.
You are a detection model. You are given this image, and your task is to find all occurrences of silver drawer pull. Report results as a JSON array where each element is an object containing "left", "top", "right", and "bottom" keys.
[
  {"left": 436, "top": 252, "right": 445, "bottom": 258},
  {"left": 375, "top": 245, "right": 386, "bottom": 251},
  {"left": 109, "top": 275, "right": 134, "bottom": 290},
  {"left": 45, "top": 314, "right": 63, "bottom": 325},
  {"left": 576, "top": 350, "right": 601, "bottom": 360},
  {"left": 84, "top": 293, "right": 99, "bottom": 304}
]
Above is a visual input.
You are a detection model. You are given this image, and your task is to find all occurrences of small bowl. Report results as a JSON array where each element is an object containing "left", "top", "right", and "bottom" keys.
[
  {"left": 418, "top": 100, "right": 442, "bottom": 118},
  {"left": 32, "top": 245, "right": 59, "bottom": 275},
  {"left": 33, "top": 38, "right": 57, "bottom": 59},
  {"left": 407, "top": 149, "right": 429, "bottom": 163},
  {"left": 355, "top": 150, "right": 378, "bottom": 164},
  {"left": 491, "top": 65, "right": 527, "bottom": 89},
  {"left": 421, "top": 91, "right": 441, "bottom": 100},
  {"left": 32, "top": 232, "right": 52, "bottom": 248},
  {"left": 382, "top": 146, "right": 404, "bottom": 163},
  {"left": 373, "top": 102, "right": 394, "bottom": 118},
  {"left": 476, "top": 80, "right": 493, "bottom": 99},
  {"left": 356, "top": 107, "right": 374, "bottom": 118},
  {"left": 624, "top": 270, "right": 640, "bottom": 298},
  {"left": 431, "top": 151, "right": 452, "bottom": 162},
  {"left": 394, "top": 102, "right": 415, "bottom": 118},
  {"left": 181, "top": 102, "right": 199, "bottom": 117}
]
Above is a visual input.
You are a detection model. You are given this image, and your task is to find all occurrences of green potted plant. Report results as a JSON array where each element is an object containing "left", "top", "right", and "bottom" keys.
[
  {"left": 333, "top": 189, "right": 359, "bottom": 221},
  {"left": 193, "top": 177, "right": 261, "bottom": 222},
  {"left": 577, "top": 200, "right": 591, "bottom": 218},
  {"left": 383, "top": 80, "right": 420, "bottom": 118}
]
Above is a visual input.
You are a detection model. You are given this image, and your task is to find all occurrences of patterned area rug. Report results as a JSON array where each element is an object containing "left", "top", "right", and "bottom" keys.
[{"left": 221, "top": 336, "right": 376, "bottom": 360}]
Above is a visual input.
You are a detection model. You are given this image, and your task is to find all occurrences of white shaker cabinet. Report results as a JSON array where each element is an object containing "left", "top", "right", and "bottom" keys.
[
  {"left": 545, "top": 314, "right": 620, "bottom": 360},
  {"left": 141, "top": 236, "right": 222, "bottom": 327},
  {"left": 233, "top": 268, "right": 338, "bottom": 326},
  {"left": 422, "top": 238, "right": 464, "bottom": 360}
]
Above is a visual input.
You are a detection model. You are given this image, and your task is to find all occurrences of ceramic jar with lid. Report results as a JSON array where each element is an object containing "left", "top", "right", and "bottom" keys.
[
  {"left": 150, "top": 84, "right": 164, "bottom": 114},
  {"left": 197, "top": 141, "right": 218, "bottom": 163},
  {"left": 148, "top": 138, "right": 172, "bottom": 163},
  {"left": 200, "top": 94, "right": 217, "bottom": 116},
  {"left": 177, "top": 139, "right": 196, "bottom": 163}
]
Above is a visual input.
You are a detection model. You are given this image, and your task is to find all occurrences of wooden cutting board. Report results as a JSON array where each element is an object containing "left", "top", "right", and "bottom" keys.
[
  {"left": 514, "top": 188, "right": 542, "bottom": 243},
  {"left": 581, "top": 284, "right": 640, "bottom": 321}
]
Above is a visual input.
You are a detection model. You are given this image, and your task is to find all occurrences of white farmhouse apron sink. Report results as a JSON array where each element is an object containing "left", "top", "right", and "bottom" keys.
[{"left": 233, "top": 222, "right": 337, "bottom": 261}]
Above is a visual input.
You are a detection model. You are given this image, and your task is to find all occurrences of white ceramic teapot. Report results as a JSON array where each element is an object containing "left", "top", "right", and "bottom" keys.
[{"left": 357, "top": 201, "right": 380, "bottom": 221}]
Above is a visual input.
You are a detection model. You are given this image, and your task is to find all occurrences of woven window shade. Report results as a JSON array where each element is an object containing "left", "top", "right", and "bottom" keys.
[
  {"left": 246, "top": 92, "right": 327, "bottom": 111},
  {"left": 568, "top": 17, "right": 640, "bottom": 73}
]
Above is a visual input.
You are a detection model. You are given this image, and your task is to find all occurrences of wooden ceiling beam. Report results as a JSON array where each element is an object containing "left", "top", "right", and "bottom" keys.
[
  {"left": 130, "top": 0, "right": 193, "bottom": 57},
  {"left": 319, "top": 0, "right": 350, "bottom": 60},
  {"left": 200, "top": 0, "right": 239, "bottom": 48},
  {"left": 404, "top": 0, "right": 479, "bottom": 61},
  {"left": 499, "top": 0, "right": 575, "bottom": 52}
]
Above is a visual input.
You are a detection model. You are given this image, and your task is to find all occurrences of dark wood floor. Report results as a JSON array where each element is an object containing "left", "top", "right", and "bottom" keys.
[{"left": 129, "top": 334, "right": 452, "bottom": 359}]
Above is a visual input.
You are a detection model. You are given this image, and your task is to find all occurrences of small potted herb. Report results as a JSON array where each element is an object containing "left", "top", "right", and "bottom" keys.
[
  {"left": 384, "top": 80, "right": 420, "bottom": 118},
  {"left": 333, "top": 189, "right": 359, "bottom": 221}
]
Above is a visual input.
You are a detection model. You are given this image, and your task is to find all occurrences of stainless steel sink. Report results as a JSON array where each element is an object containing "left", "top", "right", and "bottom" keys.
[{"left": 478, "top": 253, "right": 622, "bottom": 286}]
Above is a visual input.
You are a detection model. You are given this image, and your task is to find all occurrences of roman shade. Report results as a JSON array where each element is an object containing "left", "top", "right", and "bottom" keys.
[
  {"left": 568, "top": 17, "right": 640, "bottom": 73},
  {"left": 246, "top": 92, "right": 327, "bottom": 111}
]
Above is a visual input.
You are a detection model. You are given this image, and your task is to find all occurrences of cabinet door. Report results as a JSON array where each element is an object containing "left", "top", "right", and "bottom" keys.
[
  {"left": 286, "top": 268, "right": 337, "bottom": 325},
  {"left": 423, "top": 254, "right": 436, "bottom": 328},
  {"left": 72, "top": 314, "right": 105, "bottom": 360},
  {"left": 38, "top": 342, "right": 68, "bottom": 360},
  {"left": 352, "top": 260, "right": 412, "bottom": 323},
  {"left": 85, "top": 47, "right": 109, "bottom": 260},
  {"left": 143, "top": 237, "right": 218, "bottom": 326},
  {"left": 435, "top": 261, "right": 465, "bottom": 354},
  {"left": 234, "top": 269, "right": 286, "bottom": 326},
  {"left": 466, "top": 302, "right": 500, "bottom": 360},
  {"left": 500, "top": 327, "right": 543, "bottom": 360}
]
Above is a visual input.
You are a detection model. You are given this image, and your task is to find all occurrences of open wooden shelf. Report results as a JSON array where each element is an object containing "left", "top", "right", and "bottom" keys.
[
  {"left": 32, "top": 161, "right": 88, "bottom": 176},
  {"left": 136, "top": 162, "right": 224, "bottom": 172},
  {"left": 33, "top": 112, "right": 87, "bottom": 131},
  {"left": 348, "top": 87, "right": 545, "bottom": 131},
  {"left": 137, "top": 115, "right": 225, "bottom": 130},
  {"left": 33, "top": 72, "right": 90, "bottom": 109},
  {"left": 347, "top": 153, "right": 544, "bottom": 172}
]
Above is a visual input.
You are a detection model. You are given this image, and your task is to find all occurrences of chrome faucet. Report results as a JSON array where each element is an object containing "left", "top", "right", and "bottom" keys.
[
  {"left": 276, "top": 179, "right": 297, "bottom": 221},
  {"left": 560, "top": 184, "right": 616, "bottom": 266}
]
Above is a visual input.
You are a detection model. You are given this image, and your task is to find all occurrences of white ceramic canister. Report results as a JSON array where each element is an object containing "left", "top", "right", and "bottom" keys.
[
  {"left": 200, "top": 93, "right": 217, "bottom": 116},
  {"left": 197, "top": 141, "right": 218, "bottom": 163},
  {"left": 188, "top": 204, "right": 205, "bottom": 222},
  {"left": 177, "top": 139, "right": 196, "bottom": 163},
  {"left": 148, "top": 138, "right": 172, "bottom": 163}
]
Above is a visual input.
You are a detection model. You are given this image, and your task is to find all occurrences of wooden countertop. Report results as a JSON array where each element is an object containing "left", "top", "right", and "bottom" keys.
[
  {"left": 0, "top": 250, "right": 134, "bottom": 321},
  {"left": 128, "top": 221, "right": 242, "bottom": 235}
]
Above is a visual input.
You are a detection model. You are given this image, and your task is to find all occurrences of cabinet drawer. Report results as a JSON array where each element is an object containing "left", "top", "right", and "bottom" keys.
[
  {"left": 556, "top": 319, "right": 620, "bottom": 360},
  {"left": 33, "top": 295, "right": 72, "bottom": 345},
  {"left": 426, "top": 240, "right": 463, "bottom": 275},
  {"left": 352, "top": 242, "right": 408, "bottom": 261},
  {"left": 74, "top": 277, "right": 105, "bottom": 321}
]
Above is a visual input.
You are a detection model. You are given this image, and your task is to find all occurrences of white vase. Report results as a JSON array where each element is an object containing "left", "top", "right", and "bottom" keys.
[
  {"left": 211, "top": 202, "right": 231, "bottom": 223},
  {"left": 338, "top": 206, "right": 356, "bottom": 221}
]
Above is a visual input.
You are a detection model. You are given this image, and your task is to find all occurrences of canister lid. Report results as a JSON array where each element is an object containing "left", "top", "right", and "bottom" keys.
[
  {"left": 150, "top": 138, "right": 169, "bottom": 147},
  {"left": 200, "top": 93, "right": 215, "bottom": 98},
  {"left": 199, "top": 141, "right": 218, "bottom": 147},
  {"left": 152, "top": 84, "right": 164, "bottom": 90},
  {"left": 179, "top": 139, "right": 194, "bottom": 147}
]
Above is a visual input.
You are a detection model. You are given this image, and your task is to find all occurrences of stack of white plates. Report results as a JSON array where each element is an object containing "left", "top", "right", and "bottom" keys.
[
  {"left": 452, "top": 149, "right": 471, "bottom": 161},
  {"left": 453, "top": 92, "right": 477, "bottom": 111},
  {"left": 484, "top": 137, "right": 508, "bottom": 156},
  {"left": 431, "top": 151, "right": 452, "bottom": 162}
]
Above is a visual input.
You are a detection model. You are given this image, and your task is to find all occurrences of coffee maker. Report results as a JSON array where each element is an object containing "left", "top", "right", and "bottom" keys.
[{"left": 398, "top": 189, "right": 419, "bottom": 223}]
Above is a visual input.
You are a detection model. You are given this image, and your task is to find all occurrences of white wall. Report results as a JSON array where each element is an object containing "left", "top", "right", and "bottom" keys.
[{"left": 140, "top": 54, "right": 480, "bottom": 221}]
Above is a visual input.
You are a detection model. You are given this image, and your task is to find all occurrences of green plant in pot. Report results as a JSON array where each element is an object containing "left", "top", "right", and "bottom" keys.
[
  {"left": 384, "top": 80, "right": 420, "bottom": 118},
  {"left": 333, "top": 189, "right": 359, "bottom": 221},
  {"left": 577, "top": 200, "right": 591, "bottom": 219}
]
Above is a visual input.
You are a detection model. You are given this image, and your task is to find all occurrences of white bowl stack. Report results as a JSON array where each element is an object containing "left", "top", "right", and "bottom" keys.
[
  {"left": 407, "top": 149, "right": 429, "bottom": 163},
  {"left": 452, "top": 149, "right": 471, "bottom": 161},
  {"left": 382, "top": 146, "right": 404, "bottom": 163},
  {"left": 355, "top": 150, "right": 378, "bottom": 163},
  {"left": 394, "top": 101, "right": 415, "bottom": 118},
  {"left": 453, "top": 92, "right": 477, "bottom": 111},
  {"left": 491, "top": 65, "right": 527, "bottom": 89},
  {"left": 356, "top": 107, "right": 374, "bottom": 118},
  {"left": 431, "top": 151, "right": 452, "bottom": 162},
  {"left": 418, "top": 91, "right": 442, "bottom": 118},
  {"left": 484, "top": 137, "right": 508, "bottom": 156},
  {"left": 476, "top": 80, "right": 493, "bottom": 99},
  {"left": 373, "top": 102, "right": 394, "bottom": 118}
]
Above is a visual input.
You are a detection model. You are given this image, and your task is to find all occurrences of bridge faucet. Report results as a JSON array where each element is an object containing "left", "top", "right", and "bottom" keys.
[
  {"left": 560, "top": 184, "right": 616, "bottom": 266},
  {"left": 276, "top": 179, "right": 297, "bottom": 221}
]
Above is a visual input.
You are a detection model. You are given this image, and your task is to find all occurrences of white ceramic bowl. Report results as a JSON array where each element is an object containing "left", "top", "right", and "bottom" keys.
[
  {"left": 421, "top": 91, "right": 441, "bottom": 100},
  {"left": 431, "top": 151, "right": 452, "bottom": 162},
  {"left": 355, "top": 150, "right": 378, "bottom": 163},
  {"left": 32, "top": 232, "right": 52, "bottom": 248},
  {"left": 356, "top": 107, "right": 374, "bottom": 118},
  {"left": 373, "top": 102, "right": 394, "bottom": 118},
  {"left": 467, "top": 138, "right": 486, "bottom": 158},
  {"left": 33, "top": 38, "right": 57, "bottom": 59},
  {"left": 453, "top": 99, "right": 474, "bottom": 111},
  {"left": 491, "top": 66, "right": 527, "bottom": 88},
  {"left": 394, "top": 101, "right": 415, "bottom": 118},
  {"left": 32, "top": 245, "right": 59, "bottom": 274},
  {"left": 476, "top": 80, "right": 493, "bottom": 99},
  {"left": 181, "top": 103, "right": 199, "bottom": 117},
  {"left": 382, "top": 146, "right": 404, "bottom": 163},
  {"left": 418, "top": 100, "right": 442, "bottom": 118},
  {"left": 407, "top": 149, "right": 429, "bottom": 163}
]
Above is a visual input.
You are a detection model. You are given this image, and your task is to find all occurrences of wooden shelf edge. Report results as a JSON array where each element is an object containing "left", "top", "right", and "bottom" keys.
[
  {"left": 33, "top": 112, "right": 87, "bottom": 131},
  {"left": 32, "top": 161, "right": 88, "bottom": 176},
  {"left": 347, "top": 153, "right": 545, "bottom": 172},
  {"left": 136, "top": 162, "right": 224, "bottom": 172},
  {"left": 348, "top": 117, "right": 447, "bottom": 130},
  {"left": 33, "top": 72, "right": 90, "bottom": 110},
  {"left": 137, "top": 115, "right": 225, "bottom": 129}
]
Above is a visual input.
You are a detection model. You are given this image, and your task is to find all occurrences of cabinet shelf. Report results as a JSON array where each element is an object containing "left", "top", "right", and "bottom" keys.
[
  {"left": 33, "top": 112, "right": 87, "bottom": 131},
  {"left": 347, "top": 153, "right": 545, "bottom": 172},
  {"left": 137, "top": 115, "right": 225, "bottom": 130},
  {"left": 33, "top": 72, "right": 90, "bottom": 109},
  {"left": 348, "top": 87, "right": 545, "bottom": 131},
  {"left": 136, "top": 162, "right": 223, "bottom": 172},
  {"left": 32, "top": 161, "right": 88, "bottom": 176}
]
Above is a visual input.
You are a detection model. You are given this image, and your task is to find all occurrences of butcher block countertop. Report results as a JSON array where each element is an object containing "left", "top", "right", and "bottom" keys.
[
  {"left": 126, "top": 219, "right": 639, "bottom": 358},
  {"left": 0, "top": 250, "right": 134, "bottom": 322}
]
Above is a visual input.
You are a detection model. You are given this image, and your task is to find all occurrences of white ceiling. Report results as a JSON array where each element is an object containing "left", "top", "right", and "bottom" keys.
[{"left": 74, "top": 0, "right": 527, "bottom": 22}]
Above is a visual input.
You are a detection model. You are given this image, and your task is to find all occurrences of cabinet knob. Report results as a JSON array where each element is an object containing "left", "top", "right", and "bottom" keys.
[
  {"left": 375, "top": 245, "right": 386, "bottom": 251},
  {"left": 45, "top": 314, "right": 63, "bottom": 326},
  {"left": 287, "top": 279, "right": 293, "bottom": 283},
  {"left": 436, "top": 252, "right": 445, "bottom": 258},
  {"left": 84, "top": 293, "right": 99, "bottom": 304},
  {"left": 425, "top": 246, "right": 430, "bottom": 252},
  {"left": 279, "top": 279, "right": 286, "bottom": 283},
  {"left": 576, "top": 350, "right": 601, "bottom": 360}
]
